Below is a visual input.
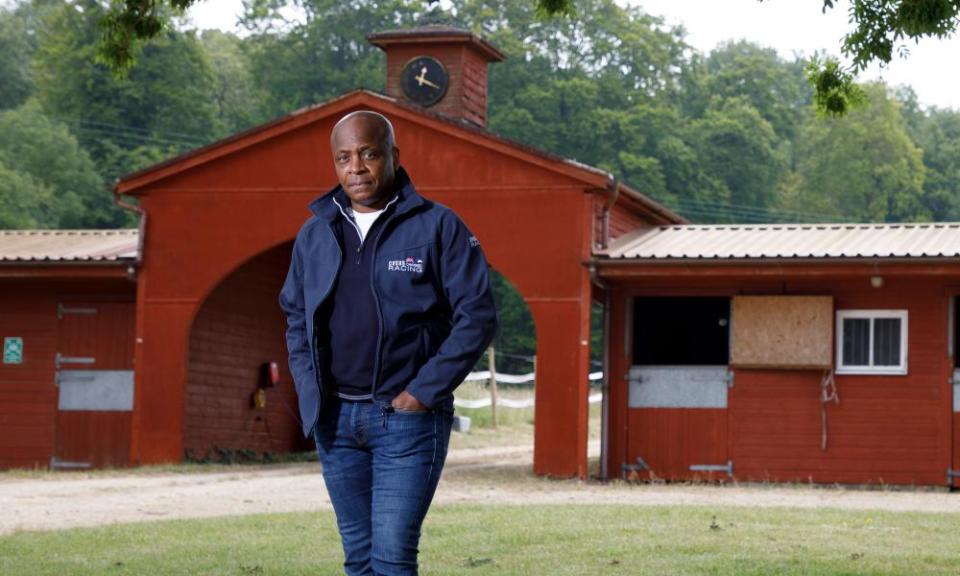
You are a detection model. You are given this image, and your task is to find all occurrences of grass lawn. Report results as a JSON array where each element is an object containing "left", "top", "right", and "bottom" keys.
[{"left": 3, "top": 504, "right": 959, "bottom": 575}]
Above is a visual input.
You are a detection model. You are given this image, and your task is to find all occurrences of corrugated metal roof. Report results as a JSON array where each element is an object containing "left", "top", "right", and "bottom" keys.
[
  {"left": 0, "top": 229, "right": 139, "bottom": 263},
  {"left": 601, "top": 223, "right": 960, "bottom": 261}
]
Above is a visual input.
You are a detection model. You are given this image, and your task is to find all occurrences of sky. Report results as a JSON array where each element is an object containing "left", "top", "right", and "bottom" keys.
[{"left": 186, "top": 0, "right": 960, "bottom": 111}]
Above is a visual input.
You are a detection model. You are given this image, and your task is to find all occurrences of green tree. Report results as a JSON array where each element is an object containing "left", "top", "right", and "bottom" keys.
[
  {"left": 33, "top": 0, "right": 220, "bottom": 183},
  {"left": 809, "top": 0, "right": 960, "bottom": 114},
  {"left": 93, "top": 0, "right": 564, "bottom": 72},
  {"left": 528, "top": 0, "right": 960, "bottom": 116},
  {"left": 454, "top": 0, "right": 695, "bottom": 202},
  {"left": 699, "top": 41, "right": 810, "bottom": 141},
  {"left": 199, "top": 30, "right": 267, "bottom": 134},
  {"left": 0, "top": 159, "right": 54, "bottom": 228},
  {"left": 459, "top": 0, "right": 805, "bottom": 223},
  {"left": 686, "top": 97, "right": 787, "bottom": 220},
  {"left": 240, "top": 0, "right": 425, "bottom": 119},
  {"left": 0, "top": 101, "right": 111, "bottom": 228},
  {"left": 92, "top": 0, "right": 960, "bottom": 118},
  {"left": 897, "top": 88, "right": 960, "bottom": 220},
  {"left": 0, "top": 4, "right": 36, "bottom": 110},
  {"left": 787, "top": 82, "right": 927, "bottom": 222}
]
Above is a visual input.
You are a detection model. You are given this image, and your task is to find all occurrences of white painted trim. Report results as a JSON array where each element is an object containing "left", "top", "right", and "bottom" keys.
[{"left": 835, "top": 309, "right": 908, "bottom": 375}]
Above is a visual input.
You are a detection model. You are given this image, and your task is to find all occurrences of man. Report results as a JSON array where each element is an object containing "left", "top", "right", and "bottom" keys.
[{"left": 279, "top": 110, "right": 498, "bottom": 575}]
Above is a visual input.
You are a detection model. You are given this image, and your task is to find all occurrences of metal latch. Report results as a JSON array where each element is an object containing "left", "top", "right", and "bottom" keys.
[
  {"left": 55, "top": 352, "right": 96, "bottom": 369},
  {"left": 724, "top": 371, "right": 735, "bottom": 389},
  {"left": 622, "top": 456, "right": 651, "bottom": 479},
  {"left": 690, "top": 460, "right": 734, "bottom": 477},
  {"left": 50, "top": 456, "right": 91, "bottom": 470}
]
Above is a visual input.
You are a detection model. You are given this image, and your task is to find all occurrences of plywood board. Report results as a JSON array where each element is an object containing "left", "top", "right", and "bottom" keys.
[{"left": 731, "top": 296, "right": 833, "bottom": 370}]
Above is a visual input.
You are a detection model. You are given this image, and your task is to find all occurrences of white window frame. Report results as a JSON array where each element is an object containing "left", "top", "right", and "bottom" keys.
[{"left": 835, "top": 309, "right": 908, "bottom": 375}]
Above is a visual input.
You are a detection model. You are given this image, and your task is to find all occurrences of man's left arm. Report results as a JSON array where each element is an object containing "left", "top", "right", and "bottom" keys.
[{"left": 403, "top": 211, "right": 499, "bottom": 409}]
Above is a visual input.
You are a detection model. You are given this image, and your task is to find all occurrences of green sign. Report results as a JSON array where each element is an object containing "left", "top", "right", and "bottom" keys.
[{"left": 3, "top": 337, "right": 23, "bottom": 364}]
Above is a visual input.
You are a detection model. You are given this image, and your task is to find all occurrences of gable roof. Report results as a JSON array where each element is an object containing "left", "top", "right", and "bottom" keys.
[
  {"left": 599, "top": 222, "right": 960, "bottom": 262},
  {"left": 113, "top": 89, "right": 683, "bottom": 225}
]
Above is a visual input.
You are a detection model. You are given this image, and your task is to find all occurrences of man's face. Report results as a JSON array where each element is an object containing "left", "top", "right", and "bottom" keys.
[{"left": 331, "top": 117, "right": 399, "bottom": 213}]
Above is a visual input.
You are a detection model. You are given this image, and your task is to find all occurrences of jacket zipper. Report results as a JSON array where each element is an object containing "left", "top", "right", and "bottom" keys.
[
  {"left": 332, "top": 194, "right": 401, "bottom": 400},
  {"left": 368, "top": 196, "right": 402, "bottom": 398}
]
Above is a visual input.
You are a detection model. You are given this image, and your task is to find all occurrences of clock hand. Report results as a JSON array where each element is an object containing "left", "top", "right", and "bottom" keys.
[{"left": 415, "top": 67, "right": 441, "bottom": 89}]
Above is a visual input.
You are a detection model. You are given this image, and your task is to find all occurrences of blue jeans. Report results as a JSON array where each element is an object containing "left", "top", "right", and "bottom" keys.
[{"left": 313, "top": 398, "right": 453, "bottom": 576}]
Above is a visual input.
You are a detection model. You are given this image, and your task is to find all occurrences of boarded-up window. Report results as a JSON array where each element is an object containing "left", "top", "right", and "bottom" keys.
[{"left": 730, "top": 296, "right": 833, "bottom": 370}]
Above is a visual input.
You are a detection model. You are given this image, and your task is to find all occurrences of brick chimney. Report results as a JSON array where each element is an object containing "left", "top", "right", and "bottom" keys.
[{"left": 368, "top": 25, "right": 505, "bottom": 128}]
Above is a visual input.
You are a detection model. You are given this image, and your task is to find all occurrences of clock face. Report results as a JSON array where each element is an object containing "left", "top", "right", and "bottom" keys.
[{"left": 400, "top": 56, "right": 449, "bottom": 107}]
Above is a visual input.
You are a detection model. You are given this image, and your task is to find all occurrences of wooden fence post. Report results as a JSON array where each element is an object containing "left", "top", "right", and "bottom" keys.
[{"left": 488, "top": 346, "right": 497, "bottom": 428}]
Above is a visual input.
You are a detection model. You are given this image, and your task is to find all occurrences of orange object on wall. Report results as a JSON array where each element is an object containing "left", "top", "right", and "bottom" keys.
[{"left": 183, "top": 243, "right": 310, "bottom": 460}]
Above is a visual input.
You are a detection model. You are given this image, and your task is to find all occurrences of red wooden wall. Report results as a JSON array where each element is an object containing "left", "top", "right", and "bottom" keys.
[
  {"left": 184, "top": 243, "right": 310, "bottom": 459},
  {"left": 0, "top": 276, "right": 135, "bottom": 469},
  {"left": 607, "top": 197, "right": 653, "bottom": 241},
  {"left": 604, "top": 270, "right": 957, "bottom": 486}
]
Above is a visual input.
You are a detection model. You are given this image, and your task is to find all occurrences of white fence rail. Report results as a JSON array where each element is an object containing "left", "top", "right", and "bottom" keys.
[
  {"left": 454, "top": 392, "right": 603, "bottom": 409},
  {"left": 455, "top": 362, "right": 604, "bottom": 409},
  {"left": 463, "top": 370, "right": 603, "bottom": 384}
]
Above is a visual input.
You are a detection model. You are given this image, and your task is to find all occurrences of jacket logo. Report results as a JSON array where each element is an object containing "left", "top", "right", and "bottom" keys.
[{"left": 388, "top": 256, "right": 424, "bottom": 273}]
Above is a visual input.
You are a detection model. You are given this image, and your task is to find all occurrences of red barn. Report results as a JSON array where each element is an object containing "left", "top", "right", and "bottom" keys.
[
  {"left": 593, "top": 223, "right": 960, "bottom": 488},
  {"left": 3, "top": 25, "right": 960, "bottom": 488}
]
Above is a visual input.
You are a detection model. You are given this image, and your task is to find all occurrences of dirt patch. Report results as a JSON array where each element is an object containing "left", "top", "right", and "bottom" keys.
[{"left": 2, "top": 442, "right": 958, "bottom": 536}]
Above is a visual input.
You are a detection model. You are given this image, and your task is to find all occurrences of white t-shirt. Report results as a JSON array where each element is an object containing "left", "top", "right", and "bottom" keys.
[{"left": 352, "top": 208, "right": 385, "bottom": 242}]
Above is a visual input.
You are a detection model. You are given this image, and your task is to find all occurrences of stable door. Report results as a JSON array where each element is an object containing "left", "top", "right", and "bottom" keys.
[
  {"left": 625, "top": 297, "right": 732, "bottom": 481},
  {"left": 53, "top": 302, "right": 135, "bottom": 469}
]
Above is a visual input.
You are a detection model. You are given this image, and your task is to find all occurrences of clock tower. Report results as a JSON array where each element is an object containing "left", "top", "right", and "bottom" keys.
[{"left": 368, "top": 25, "right": 505, "bottom": 128}]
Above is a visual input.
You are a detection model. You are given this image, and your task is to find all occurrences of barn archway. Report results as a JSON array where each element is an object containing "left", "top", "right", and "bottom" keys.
[{"left": 183, "top": 241, "right": 309, "bottom": 461}]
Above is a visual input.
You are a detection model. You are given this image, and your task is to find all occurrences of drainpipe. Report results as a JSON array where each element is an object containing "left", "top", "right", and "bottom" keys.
[
  {"left": 112, "top": 181, "right": 145, "bottom": 282},
  {"left": 589, "top": 263, "right": 611, "bottom": 480},
  {"left": 600, "top": 174, "right": 619, "bottom": 251}
]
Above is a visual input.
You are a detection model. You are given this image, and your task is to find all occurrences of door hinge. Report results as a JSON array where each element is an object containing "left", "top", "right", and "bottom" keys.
[
  {"left": 57, "top": 304, "right": 97, "bottom": 320},
  {"left": 690, "top": 460, "right": 734, "bottom": 478},
  {"left": 725, "top": 371, "right": 735, "bottom": 388}
]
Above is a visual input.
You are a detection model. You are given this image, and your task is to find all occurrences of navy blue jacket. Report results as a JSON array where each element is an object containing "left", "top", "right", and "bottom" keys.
[{"left": 279, "top": 167, "right": 498, "bottom": 437}]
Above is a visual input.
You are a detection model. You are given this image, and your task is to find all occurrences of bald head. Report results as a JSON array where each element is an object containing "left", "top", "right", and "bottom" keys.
[
  {"left": 331, "top": 111, "right": 396, "bottom": 150},
  {"left": 330, "top": 111, "right": 401, "bottom": 213}
]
